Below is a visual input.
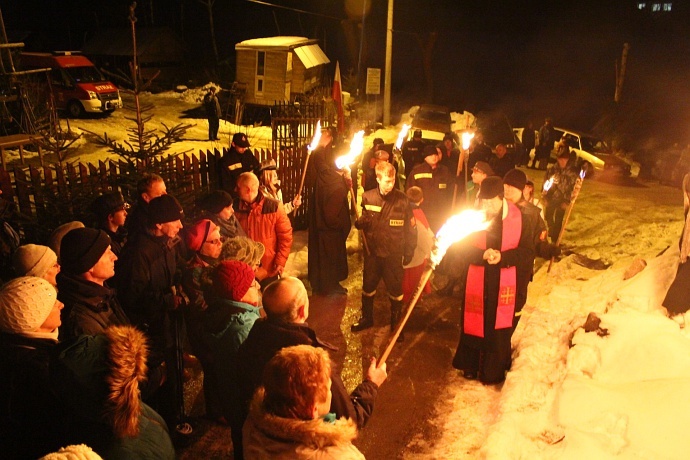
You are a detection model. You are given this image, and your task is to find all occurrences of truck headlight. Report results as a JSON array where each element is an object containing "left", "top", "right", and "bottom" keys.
[{"left": 87, "top": 91, "right": 98, "bottom": 100}]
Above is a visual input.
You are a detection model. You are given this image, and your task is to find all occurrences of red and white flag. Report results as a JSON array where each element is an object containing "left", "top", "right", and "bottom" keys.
[{"left": 332, "top": 61, "right": 345, "bottom": 134}]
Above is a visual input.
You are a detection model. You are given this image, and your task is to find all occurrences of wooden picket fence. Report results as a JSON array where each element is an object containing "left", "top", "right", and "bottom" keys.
[{"left": 0, "top": 146, "right": 310, "bottom": 243}]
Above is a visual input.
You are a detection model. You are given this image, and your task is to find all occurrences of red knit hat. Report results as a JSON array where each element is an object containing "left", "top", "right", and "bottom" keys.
[
  {"left": 184, "top": 219, "right": 218, "bottom": 252},
  {"left": 213, "top": 260, "right": 256, "bottom": 301}
]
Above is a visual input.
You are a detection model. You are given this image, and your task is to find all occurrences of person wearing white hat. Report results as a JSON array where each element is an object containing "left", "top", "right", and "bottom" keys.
[{"left": 0, "top": 276, "right": 67, "bottom": 458}]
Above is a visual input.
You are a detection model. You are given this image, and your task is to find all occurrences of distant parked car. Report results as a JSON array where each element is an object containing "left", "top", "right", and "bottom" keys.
[
  {"left": 651, "top": 144, "right": 690, "bottom": 187},
  {"left": 551, "top": 127, "right": 634, "bottom": 178},
  {"left": 410, "top": 104, "right": 455, "bottom": 142}
]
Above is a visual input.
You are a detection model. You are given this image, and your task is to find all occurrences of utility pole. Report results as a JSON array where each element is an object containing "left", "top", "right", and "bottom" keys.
[
  {"left": 614, "top": 42, "right": 629, "bottom": 103},
  {"left": 383, "top": 0, "right": 393, "bottom": 126}
]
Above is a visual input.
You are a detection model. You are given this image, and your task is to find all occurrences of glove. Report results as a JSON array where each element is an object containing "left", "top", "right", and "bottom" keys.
[{"left": 355, "top": 214, "right": 372, "bottom": 230}]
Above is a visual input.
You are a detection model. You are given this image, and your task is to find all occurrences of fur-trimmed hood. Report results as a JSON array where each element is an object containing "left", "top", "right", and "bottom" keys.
[
  {"left": 243, "top": 388, "right": 365, "bottom": 459},
  {"left": 55, "top": 325, "right": 149, "bottom": 438}
]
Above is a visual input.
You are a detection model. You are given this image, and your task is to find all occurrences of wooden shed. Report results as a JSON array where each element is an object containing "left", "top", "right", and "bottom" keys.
[{"left": 234, "top": 36, "right": 330, "bottom": 106}]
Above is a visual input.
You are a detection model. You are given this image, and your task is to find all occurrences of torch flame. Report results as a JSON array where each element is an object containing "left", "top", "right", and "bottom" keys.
[
  {"left": 461, "top": 131, "right": 475, "bottom": 151},
  {"left": 580, "top": 169, "right": 586, "bottom": 180},
  {"left": 395, "top": 124, "right": 411, "bottom": 150},
  {"left": 307, "top": 120, "right": 322, "bottom": 152},
  {"left": 335, "top": 130, "right": 366, "bottom": 170},
  {"left": 542, "top": 177, "right": 554, "bottom": 192},
  {"left": 430, "top": 209, "right": 490, "bottom": 266}
]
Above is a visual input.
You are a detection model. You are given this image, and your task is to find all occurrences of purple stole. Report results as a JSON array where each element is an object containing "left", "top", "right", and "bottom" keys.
[{"left": 464, "top": 202, "right": 521, "bottom": 338}]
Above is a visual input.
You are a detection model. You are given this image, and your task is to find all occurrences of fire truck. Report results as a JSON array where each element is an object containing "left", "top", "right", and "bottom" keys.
[{"left": 20, "top": 51, "right": 122, "bottom": 117}]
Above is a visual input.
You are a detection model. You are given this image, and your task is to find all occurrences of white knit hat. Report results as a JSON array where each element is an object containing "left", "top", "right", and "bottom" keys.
[
  {"left": 39, "top": 444, "right": 103, "bottom": 460},
  {"left": 0, "top": 276, "right": 57, "bottom": 334},
  {"left": 12, "top": 244, "right": 58, "bottom": 277}
]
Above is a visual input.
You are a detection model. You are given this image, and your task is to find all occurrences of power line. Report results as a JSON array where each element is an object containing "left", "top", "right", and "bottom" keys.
[{"left": 245, "top": 0, "right": 343, "bottom": 21}]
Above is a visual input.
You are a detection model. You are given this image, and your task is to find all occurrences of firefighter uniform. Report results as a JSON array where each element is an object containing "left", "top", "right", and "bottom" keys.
[
  {"left": 351, "top": 187, "right": 417, "bottom": 331},
  {"left": 405, "top": 162, "right": 453, "bottom": 232}
]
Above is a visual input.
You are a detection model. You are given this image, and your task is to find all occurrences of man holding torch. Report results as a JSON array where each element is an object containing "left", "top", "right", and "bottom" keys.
[
  {"left": 543, "top": 150, "right": 578, "bottom": 243},
  {"left": 351, "top": 162, "right": 417, "bottom": 334},
  {"left": 451, "top": 176, "right": 534, "bottom": 384}
]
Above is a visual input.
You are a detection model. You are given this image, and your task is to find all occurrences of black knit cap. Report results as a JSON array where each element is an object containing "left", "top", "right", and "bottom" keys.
[
  {"left": 90, "top": 191, "right": 129, "bottom": 221},
  {"left": 148, "top": 195, "right": 184, "bottom": 225},
  {"left": 60, "top": 228, "right": 111, "bottom": 274},
  {"left": 197, "top": 190, "right": 233, "bottom": 215},
  {"left": 503, "top": 169, "right": 527, "bottom": 191},
  {"left": 478, "top": 176, "right": 504, "bottom": 200}
]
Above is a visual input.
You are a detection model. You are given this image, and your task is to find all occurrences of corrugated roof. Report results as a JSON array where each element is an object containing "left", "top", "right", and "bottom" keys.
[{"left": 294, "top": 44, "right": 330, "bottom": 69}]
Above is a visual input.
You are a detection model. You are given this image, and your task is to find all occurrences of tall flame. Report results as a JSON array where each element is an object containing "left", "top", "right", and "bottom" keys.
[
  {"left": 542, "top": 177, "right": 554, "bottom": 192},
  {"left": 430, "top": 209, "right": 490, "bottom": 266},
  {"left": 395, "top": 124, "right": 411, "bottom": 150},
  {"left": 307, "top": 120, "right": 322, "bottom": 152},
  {"left": 335, "top": 130, "right": 366, "bottom": 170},
  {"left": 461, "top": 131, "right": 475, "bottom": 150},
  {"left": 580, "top": 169, "right": 586, "bottom": 180}
]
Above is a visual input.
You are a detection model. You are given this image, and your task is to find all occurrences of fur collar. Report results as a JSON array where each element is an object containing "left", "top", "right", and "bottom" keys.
[{"left": 247, "top": 388, "right": 358, "bottom": 448}]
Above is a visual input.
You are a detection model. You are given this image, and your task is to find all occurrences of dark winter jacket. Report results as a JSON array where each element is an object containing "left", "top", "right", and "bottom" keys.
[
  {"left": 405, "top": 162, "right": 453, "bottom": 231},
  {"left": 204, "top": 92, "right": 221, "bottom": 119},
  {"left": 543, "top": 163, "right": 578, "bottom": 205},
  {"left": 489, "top": 153, "right": 517, "bottom": 180},
  {"left": 236, "top": 319, "right": 379, "bottom": 430},
  {"left": 124, "top": 196, "right": 149, "bottom": 242},
  {"left": 57, "top": 271, "right": 130, "bottom": 342},
  {"left": 402, "top": 138, "right": 426, "bottom": 178},
  {"left": 53, "top": 326, "right": 175, "bottom": 460},
  {"left": 219, "top": 147, "right": 261, "bottom": 197},
  {"left": 0, "top": 332, "right": 68, "bottom": 459},
  {"left": 101, "top": 226, "right": 128, "bottom": 258},
  {"left": 356, "top": 187, "right": 416, "bottom": 261},
  {"left": 116, "top": 231, "right": 180, "bottom": 359}
]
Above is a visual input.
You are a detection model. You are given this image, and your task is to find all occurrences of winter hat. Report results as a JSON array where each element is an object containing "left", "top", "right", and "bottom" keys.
[
  {"left": 213, "top": 260, "right": 256, "bottom": 301},
  {"left": 48, "top": 221, "right": 85, "bottom": 261},
  {"left": 0, "top": 276, "right": 57, "bottom": 334},
  {"left": 90, "top": 191, "right": 129, "bottom": 221},
  {"left": 220, "top": 236, "right": 265, "bottom": 267},
  {"left": 423, "top": 144, "right": 438, "bottom": 158},
  {"left": 185, "top": 219, "right": 218, "bottom": 252},
  {"left": 503, "top": 168, "right": 527, "bottom": 191},
  {"left": 232, "top": 132, "right": 251, "bottom": 148},
  {"left": 472, "top": 161, "right": 494, "bottom": 176},
  {"left": 197, "top": 190, "right": 233, "bottom": 215},
  {"left": 148, "top": 194, "right": 184, "bottom": 225},
  {"left": 60, "top": 228, "right": 111, "bottom": 275},
  {"left": 260, "top": 158, "right": 277, "bottom": 171},
  {"left": 443, "top": 132, "right": 456, "bottom": 142},
  {"left": 477, "top": 176, "right": 504, "bottom": 200},
  {"left": 373, "top": 137, "right": 385, "bottom": 146},
  {"left": 12, "top": 244, "right": 57, "bottom": 277},
  {"left": 413, "top": 129, "right": 422, "bottom": 138}
]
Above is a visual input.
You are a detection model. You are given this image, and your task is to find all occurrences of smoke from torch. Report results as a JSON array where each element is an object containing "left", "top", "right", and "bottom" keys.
[{"left": 378, "top": 209, "right": 489, "bottom": 367}]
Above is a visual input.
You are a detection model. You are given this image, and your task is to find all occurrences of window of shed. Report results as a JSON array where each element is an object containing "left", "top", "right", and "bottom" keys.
[{"left": 257, "top": 51, "right": 265, "bottom": 76}]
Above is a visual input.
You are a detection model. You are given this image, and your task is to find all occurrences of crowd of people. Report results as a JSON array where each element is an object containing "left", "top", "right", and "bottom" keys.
[{"left": 0, "top": 120, "right": 584, "bottom": 458}]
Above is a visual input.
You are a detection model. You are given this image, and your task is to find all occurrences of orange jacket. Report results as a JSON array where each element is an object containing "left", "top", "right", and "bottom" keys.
[{"left": 235, "top": 195, "right": 293, "bottom": 276}]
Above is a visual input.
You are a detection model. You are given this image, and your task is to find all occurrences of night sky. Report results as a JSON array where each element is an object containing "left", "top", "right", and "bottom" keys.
[{"left": 2, "top": 0, "right": 690, "bottom": 144}]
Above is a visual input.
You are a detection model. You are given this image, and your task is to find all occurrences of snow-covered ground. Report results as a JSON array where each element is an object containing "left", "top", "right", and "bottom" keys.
[{"left": 31, "top": 90, "right": 690, "bottom": 459}]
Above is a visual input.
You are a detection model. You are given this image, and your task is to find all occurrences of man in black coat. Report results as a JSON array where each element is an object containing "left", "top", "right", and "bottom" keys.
[
  {"left": 232, "top": 277, "right": 387, "bottom": 460},
  {"left": 203, "top": 86, "right": 221, "bottom": 141},
  {"left": 219, "top": 133, "right": 260, "bottom": 198},
  {"left": 307, "top": 127, "right": 352, "bottom": 295}
]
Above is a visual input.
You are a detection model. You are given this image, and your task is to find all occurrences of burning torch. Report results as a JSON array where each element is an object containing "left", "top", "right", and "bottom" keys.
[
  {"left": 547, "top": 169, "right": 586, "bottom": 273},
  {"left": 394, "top": 123, "right": 411, "bottom": 152},
  {"left": 296, "top": 120, "right": 321, "bottom": 200},
  {"left": 455, "top": 131, "right": 474, "bottom": 208},
  {"left": 335, "top": 131, "right": 370, "bottom": 254},
  {"left": 377, "top": 209, "right": 490, "bottom": 368}
]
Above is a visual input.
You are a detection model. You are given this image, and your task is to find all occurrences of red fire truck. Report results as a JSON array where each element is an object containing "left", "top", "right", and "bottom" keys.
[{"left": 21, "top": 51, "right": 122, "bottom": 117}]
